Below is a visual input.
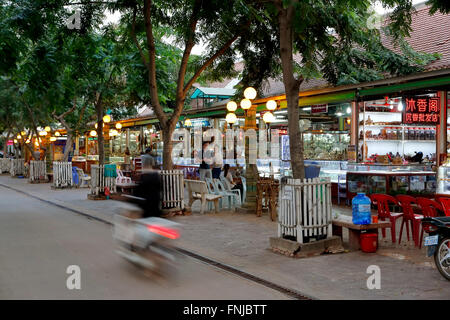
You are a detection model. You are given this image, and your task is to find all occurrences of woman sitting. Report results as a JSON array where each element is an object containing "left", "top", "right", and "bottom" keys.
[{"left": 220, "top": 164, "right": 243, "bottom": 201}]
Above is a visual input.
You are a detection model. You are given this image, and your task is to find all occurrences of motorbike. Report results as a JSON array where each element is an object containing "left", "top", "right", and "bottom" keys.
[
  {"left": 113, "top": 195, "right": 181, "bottom": 276},
  {"left": 422, "top": 216, "right": 450, "bottom": 281}
]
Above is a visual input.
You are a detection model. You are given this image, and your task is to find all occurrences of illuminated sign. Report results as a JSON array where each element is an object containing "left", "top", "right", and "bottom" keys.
[
  {"left": 311, "top": 104, "right": 328, "bottom": 114},
  {"left": 403, "top": 96, "right": 440, "bottom": 124}
]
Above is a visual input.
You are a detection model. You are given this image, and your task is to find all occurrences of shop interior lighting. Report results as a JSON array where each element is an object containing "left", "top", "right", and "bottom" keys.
[
  {"left": 346, "top": 106, "right": 351, "bottom": 114},
  {"left": 115, "top": 123, "right": 122, "bottom": 130},
  {"left": 103, "top": 115, "right": 111, "bottom": 123},
  {"left": 44, "top": 126, "right": 51, "bottom": 132},
  {"left": 263, "top": 112, "right": 275, "bottom": 123},
  {"left": 398, "top": 101, "right": 404, "bottom": 111},
  {"left": 55, "top": 132, "right": 61, "bottom": 137}
]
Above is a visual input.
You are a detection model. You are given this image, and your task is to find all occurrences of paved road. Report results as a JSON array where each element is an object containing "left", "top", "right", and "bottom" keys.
[{"left": 0, "top": 186, "right": 289, "bottom": 300}]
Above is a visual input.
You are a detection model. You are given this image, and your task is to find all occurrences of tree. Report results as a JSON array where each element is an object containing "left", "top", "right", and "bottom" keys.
[
  {"left": 240, "top": 0, "right": 439, "bottom": 179},
  {"left": 107, "top": 0, "right": 254, "bottom": 169}
]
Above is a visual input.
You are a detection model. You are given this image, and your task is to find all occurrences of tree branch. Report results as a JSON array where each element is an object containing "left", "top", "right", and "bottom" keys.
[{"left": 131, "top": 6, "right": 150, "bottom": 70}]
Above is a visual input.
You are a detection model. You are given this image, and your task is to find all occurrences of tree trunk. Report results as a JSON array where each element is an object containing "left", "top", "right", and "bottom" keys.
[
  {"left": 96, "top": 97, "right": 105, "bottom": 166},
  {"left": 162, "top": 125, "right": 174, "bottom": 170},
  {"left": 278, "top": 3, "right": 305, "bottom": 180},
  {"left": 63, "top": 132, "right": 73, "bottom": 162},
  {"left": 3, "top": 130, "right": 11, "bottom": 157}
]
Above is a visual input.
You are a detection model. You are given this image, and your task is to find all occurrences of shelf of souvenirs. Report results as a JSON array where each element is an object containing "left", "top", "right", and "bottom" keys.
[{"left": 360, "top": 139, "right": 436, "bottom": 142}]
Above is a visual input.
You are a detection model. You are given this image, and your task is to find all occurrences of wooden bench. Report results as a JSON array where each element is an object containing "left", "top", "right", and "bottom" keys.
[
  {"left": 332, "top": 218, "right": 391, "bottom": 251},
  {"left": 185, "top": 179, "right": 222, "bottom": 214}
]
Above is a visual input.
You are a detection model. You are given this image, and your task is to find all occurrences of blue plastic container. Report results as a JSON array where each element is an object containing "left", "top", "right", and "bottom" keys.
[{"left": 352, "top": 193, "right": 372, "bottom": 225}]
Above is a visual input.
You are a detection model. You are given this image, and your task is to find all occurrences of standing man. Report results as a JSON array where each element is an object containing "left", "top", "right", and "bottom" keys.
[
  {"left": 199, "top": 141, "right": 212, "bottom": 181},
  {"left": 141, "top": 147, "right": 156, "bottom": 170}
]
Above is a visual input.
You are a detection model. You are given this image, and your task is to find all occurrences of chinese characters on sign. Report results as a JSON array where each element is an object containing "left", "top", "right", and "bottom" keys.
[{"left": 403, "top": 96, "right": 440, "bottom": 124}]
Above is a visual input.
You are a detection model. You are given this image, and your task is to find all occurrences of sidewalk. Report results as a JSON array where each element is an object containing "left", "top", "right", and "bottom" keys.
[{"left": 1, "top": 174, "right": 449, "bottom": 299}]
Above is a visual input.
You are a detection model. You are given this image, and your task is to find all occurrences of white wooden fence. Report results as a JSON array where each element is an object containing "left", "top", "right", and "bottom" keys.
[
  {"left": 53, "top": 161, "right": 73, "bottom": 188},
  {"left": 10, "top": 159, "right": 25, "bottom": 177},
  {"left": 29, "top": 160, "right": 47, "bottom": 182},
  {"left": 161, "top": 170, "right": 184, "bottom": 212},
  {"left": 278, "top": 177, "right": 332, "bottom": 244},
  {"left": 90, "top": 165, "right": 117, "bottom": 196},
  {"left": 0, "top": 158, "right": 11, "bottom": 174}
]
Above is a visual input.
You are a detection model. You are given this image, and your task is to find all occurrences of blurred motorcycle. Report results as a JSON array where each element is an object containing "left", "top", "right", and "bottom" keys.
[
  {"left": 422, "top": 216, "right": 450, "bottom": 281},
  {"left": 113, "top": 195, "right": 181, "bottom": 276}
]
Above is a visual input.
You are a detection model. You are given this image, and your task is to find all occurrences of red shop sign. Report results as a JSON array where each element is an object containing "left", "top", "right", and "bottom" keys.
[
  {"left": 7, "top": 140, "right": 13, "bottom": 146},
  {"left": 403, "top": 96, "right": 440, "bottom": 124},
  {"left": 311, "top": 104, "right": 328, "bottom": 114}
]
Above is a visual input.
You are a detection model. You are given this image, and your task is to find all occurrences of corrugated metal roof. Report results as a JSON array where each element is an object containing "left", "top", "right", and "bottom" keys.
[{"left": 190, "top": 87, "right": 236, "bottom": 99}]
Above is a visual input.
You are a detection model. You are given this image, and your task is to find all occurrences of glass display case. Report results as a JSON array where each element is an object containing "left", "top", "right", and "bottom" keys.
[
  {"left": 347, "top": 163, "right": 436, "bottom": 197},
  {"left": 437, "top": 162, "right": 450, "bottom": 196}
]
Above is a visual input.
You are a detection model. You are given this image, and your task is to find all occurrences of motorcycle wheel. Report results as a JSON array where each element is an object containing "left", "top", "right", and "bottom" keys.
[{"left": 434, "top": 237, "right": 450, "bottom": 281}]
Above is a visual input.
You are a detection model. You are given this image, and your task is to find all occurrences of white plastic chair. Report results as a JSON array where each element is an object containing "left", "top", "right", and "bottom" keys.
[
  {"left": 75, "top": 168, "right": 91, "bottom": 188},
  {"left": 116, "top": 169, "right": 132, "bottom": 186},
  {"left": 214, "top": 178, "right": 240, "bottom": 209},
  {"left": 219, "top": 176, "right": 242, "bottom": 207},
  {"left": 205, "top": 178, "right": 221, "bottom": 210}
]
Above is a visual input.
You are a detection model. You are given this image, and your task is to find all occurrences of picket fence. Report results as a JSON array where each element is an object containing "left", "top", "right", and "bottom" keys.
[
  {"left": 160, "top": 170, "right": 184, "bottom": 212},
  {"left": 10, "top": 159, "right": 25, "bottom": 177},
  {"left": 53, "top": 162, "right": 73, "bottom": 188},
  {"left": 278, "top": 177, "right": 333, "bottom": 244},
  {"left": 0, "top": 158, "right": 11, "bottom": 174},
  {"left": 90, "top": 165, "right": 117, "bottom": 196},
  {"left": 29, "top": 160, "right": 47, "bottom": 182}
]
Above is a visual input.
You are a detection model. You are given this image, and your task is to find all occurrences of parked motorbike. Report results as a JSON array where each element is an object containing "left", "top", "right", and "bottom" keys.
[
  {"left": 113, "top": 195, "right": 181, "bottom": 276},
  {"left": 422, "top": 216, "right": 450, "bottom": 281}
]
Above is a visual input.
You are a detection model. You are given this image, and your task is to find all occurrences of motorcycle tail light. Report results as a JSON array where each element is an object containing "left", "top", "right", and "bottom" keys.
[
  {"left": 147, "top": 225, "right": 180, "bottom": 239},
  {"left": 422, "top": 222, "right": 438, "bottom": 233}
]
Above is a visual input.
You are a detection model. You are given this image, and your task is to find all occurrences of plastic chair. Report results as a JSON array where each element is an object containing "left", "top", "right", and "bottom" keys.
[
  {"left": 437, "top": 197, "right": 450, "bottom": 217},
  {"left": 116, "top": 169, "right": 132, "bottom": 185},
  {"left": 214, "top": 178, "right": 239, "bottom": 209},
  {"left": 396, "top": 195, "right": 423, "bottom": 246},
  {"left": 219, "top": 176, "right": 242, "bottom": 206},
  {"left": 370, "top": 194, "right": 403, "bottom": 243},
  {"left": 205, "top": 178, "right": 223, "bottom": 210},
  {"left": 417, "top": 197, "right": 443, "bottom": 249}
]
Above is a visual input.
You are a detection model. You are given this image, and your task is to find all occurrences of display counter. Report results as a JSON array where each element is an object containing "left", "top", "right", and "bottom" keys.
[
  {"left": 72, "top": 156, "right": 87, "bottom": 172},
  {"left": 436, "top": 163, "right": 450, "bottom": 197},
  {"left": 347, "top": 168, "right": 436, "bottom": 198}
]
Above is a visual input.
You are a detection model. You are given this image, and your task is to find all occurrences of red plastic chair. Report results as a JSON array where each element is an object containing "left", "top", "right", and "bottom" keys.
[
  {"left": 437, "top": 197, "right": 450, "bottom": 217},
  {"left": 396, "top": 195, "right": 423, "bottom": 246},
  {"left": 416, "top": 197, "right": 443, "bottom": 249},
  {"left": 370, "top": 194, "right": 403, "bottom": 243}
]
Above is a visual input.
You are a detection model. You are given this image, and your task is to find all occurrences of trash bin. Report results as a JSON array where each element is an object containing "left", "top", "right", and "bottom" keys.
[{"left": 360, "top": 232, "right": 378, "bottom": 253}]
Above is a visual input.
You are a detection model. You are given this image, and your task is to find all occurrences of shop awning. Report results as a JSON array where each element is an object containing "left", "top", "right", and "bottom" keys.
[{"left": 190, "top": 87, "right": 236, "bottom": 99}]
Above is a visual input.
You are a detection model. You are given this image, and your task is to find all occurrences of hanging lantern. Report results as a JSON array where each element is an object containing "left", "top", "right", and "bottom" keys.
[
  {"left": 13, "top": 139, "right": 18, "bottom": 144},
  {"left": 240, "top": 99, "right": 252, "bottom": 110},
  {"left": 115, "top": 123, "right": 122, "bottom": 130},
  {"left": 34, "top": 141, "right": 39, "bottom": 147},
  {"left": 266, "top": 100, "right": 277, "bottom": 111},
  {"left": 263, "top": 112, "right": 275, "bottom": 123},
  {"left": 226, "top": 113, "right": 237, "bottom": 124},
  {"left": 21, "top": 131, "right": 26, "bottom": 136},
  {"left": 50, "top": 137, "right": 57, "bottom": 142},
  {"left": 90, "top": 130, "right": 97, "bottom": 137},
  {"left": 226, "top": 101, "right": 238, "bottom": 112},
  {"left": 103, "top": 115, "right": 111, "bottom": 123},
  {"left": 39, "top": 131, "right": 47, "bottom": 136},
  {"left": 55, "top": 131, "right": 61, "bottom": 137},
  {"left": 44, "top": 126, "right": 51, "bottom": 132},
  {"left": 17, "top": 134, "right": 22, "bottom": 139},
  {"left": 346, "top": 118, "right": 351, "bottom": 125},
  {"left": 26, "top": 139, "right": 31, "bottom": 144},
  {"left": 243, "top": 87, "right": 257, "bottom": 100}
]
